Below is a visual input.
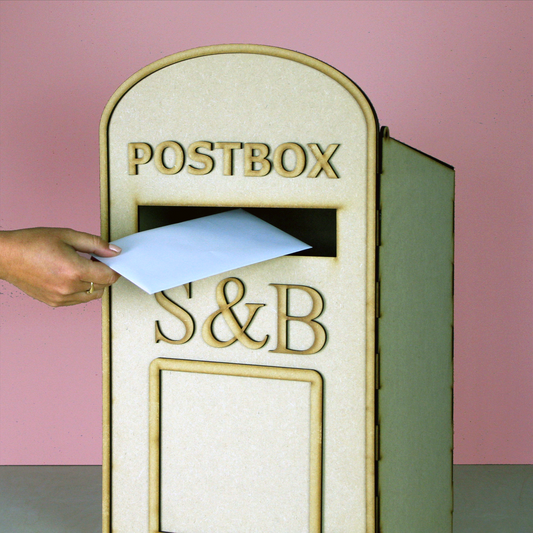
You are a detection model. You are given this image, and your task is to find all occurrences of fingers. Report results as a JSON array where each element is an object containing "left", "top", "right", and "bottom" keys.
[
  {"left": 58, "top": 231, "right": 121, "bottom": 300},
  {"left": 33, "top": 281, "right": 106, "bottom": 308},
  {"left": 81, "top": 280, "right": 107, "bottom": 294},
  {"left": 80, "top": 259, "right": 121, "bottom": 288},
  {"left": 50, "top": 287, "right": 106, "bottom": 307},
  {"left": 60, "top": 229, "right": 122, "bottom": 292},
  {"left": 61, "top": 229, "right": 122, "bottom": 258},
  {"left": 84, "top": 288, "right": 105, "bottom": 302}
]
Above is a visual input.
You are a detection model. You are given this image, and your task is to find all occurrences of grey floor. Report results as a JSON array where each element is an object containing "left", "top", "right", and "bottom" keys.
[{"left": 0, "top": 465, "right": 532, "bottom": 532}]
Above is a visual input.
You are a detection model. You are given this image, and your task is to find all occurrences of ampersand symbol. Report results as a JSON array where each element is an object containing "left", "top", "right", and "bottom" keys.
[{"left": 201, "top": 277, "right": 268, "bottom": 350}]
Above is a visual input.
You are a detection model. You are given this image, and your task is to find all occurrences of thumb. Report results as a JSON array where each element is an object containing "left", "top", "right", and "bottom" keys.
[{"left": 62, "top": 229, "right": 122, "bottom": 257}]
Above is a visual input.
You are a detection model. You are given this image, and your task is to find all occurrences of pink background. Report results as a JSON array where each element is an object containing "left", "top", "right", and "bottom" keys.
[{"left": 0, "top": 1, "right": 531, "bottom": 465}]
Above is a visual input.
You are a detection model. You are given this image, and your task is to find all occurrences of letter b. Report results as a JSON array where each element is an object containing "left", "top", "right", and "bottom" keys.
[{"left": 269, "top": 284, "right": 327, "bottom": 354}]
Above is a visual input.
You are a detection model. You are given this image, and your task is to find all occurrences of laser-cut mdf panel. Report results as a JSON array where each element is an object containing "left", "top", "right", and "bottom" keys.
[
  {"left": 101, "top": 44, "right": 453, "bottom": 533},
  {"left": 149, "top": 359, "right": 323, "bottom": 533}
]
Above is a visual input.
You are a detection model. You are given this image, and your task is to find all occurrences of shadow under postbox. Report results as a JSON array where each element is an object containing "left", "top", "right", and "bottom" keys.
[{"left": 100, "top": 45, "right": 454, "bottom": 533}]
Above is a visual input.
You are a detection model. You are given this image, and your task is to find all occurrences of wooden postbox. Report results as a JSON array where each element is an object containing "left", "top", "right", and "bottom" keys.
[{"left": 100, "top": 45, "right": 454, "bottom": 533}]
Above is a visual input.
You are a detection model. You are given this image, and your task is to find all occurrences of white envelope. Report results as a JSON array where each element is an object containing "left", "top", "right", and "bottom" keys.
[{"left": 93, "top": 209, "right": 311, "bottom": 294}]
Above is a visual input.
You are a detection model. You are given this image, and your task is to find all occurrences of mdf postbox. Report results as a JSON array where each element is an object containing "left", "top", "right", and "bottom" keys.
[{"left": 100, "top": 45, "right": 454, "bottom": 533}]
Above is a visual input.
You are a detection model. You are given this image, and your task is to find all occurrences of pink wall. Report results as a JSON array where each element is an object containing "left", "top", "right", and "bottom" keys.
[{"left": 0, "top": 1, "right": 531, "bottom": 465}]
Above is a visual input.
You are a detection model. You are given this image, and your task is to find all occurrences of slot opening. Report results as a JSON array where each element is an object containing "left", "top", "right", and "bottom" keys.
[{"left": 138, "top": 206, "right": 337, "bottom": 257}]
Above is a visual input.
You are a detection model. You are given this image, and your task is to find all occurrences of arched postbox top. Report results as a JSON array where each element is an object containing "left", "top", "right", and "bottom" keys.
[{"left": 100, "top": 44, "right": 378, "bottom": 141}]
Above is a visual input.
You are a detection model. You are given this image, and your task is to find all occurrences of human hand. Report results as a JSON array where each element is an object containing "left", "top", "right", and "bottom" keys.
[{"left": 0, "top": 228, "right": 121, "bottom": 307}]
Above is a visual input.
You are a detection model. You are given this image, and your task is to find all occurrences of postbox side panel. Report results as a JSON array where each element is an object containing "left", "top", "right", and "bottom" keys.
[
  {"left": 102, "top": 46, "right": 377, "bottom": 533},
  {"left": 378, "top": 134, "right": 454, "bottom": 532}
]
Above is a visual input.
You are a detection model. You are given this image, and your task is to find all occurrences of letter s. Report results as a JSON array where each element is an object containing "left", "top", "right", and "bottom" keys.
[{"left": 154, "top": 284, "right": 195, "bottom": 345}]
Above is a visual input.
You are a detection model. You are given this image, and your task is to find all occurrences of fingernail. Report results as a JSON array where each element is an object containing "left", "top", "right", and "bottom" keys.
[{"left": 109, "top": 244, "right": 122, "bottom": 253}]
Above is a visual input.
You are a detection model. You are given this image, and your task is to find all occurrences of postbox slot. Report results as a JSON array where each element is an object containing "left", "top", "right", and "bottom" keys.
[{"left": 138, "top": 206, "right": 337, "bottom": 257}]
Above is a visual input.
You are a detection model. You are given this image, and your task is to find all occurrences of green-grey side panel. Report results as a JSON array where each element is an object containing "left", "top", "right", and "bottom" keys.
[{"left": 378, "top": 135, "right": 454, "bottom": 532}]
